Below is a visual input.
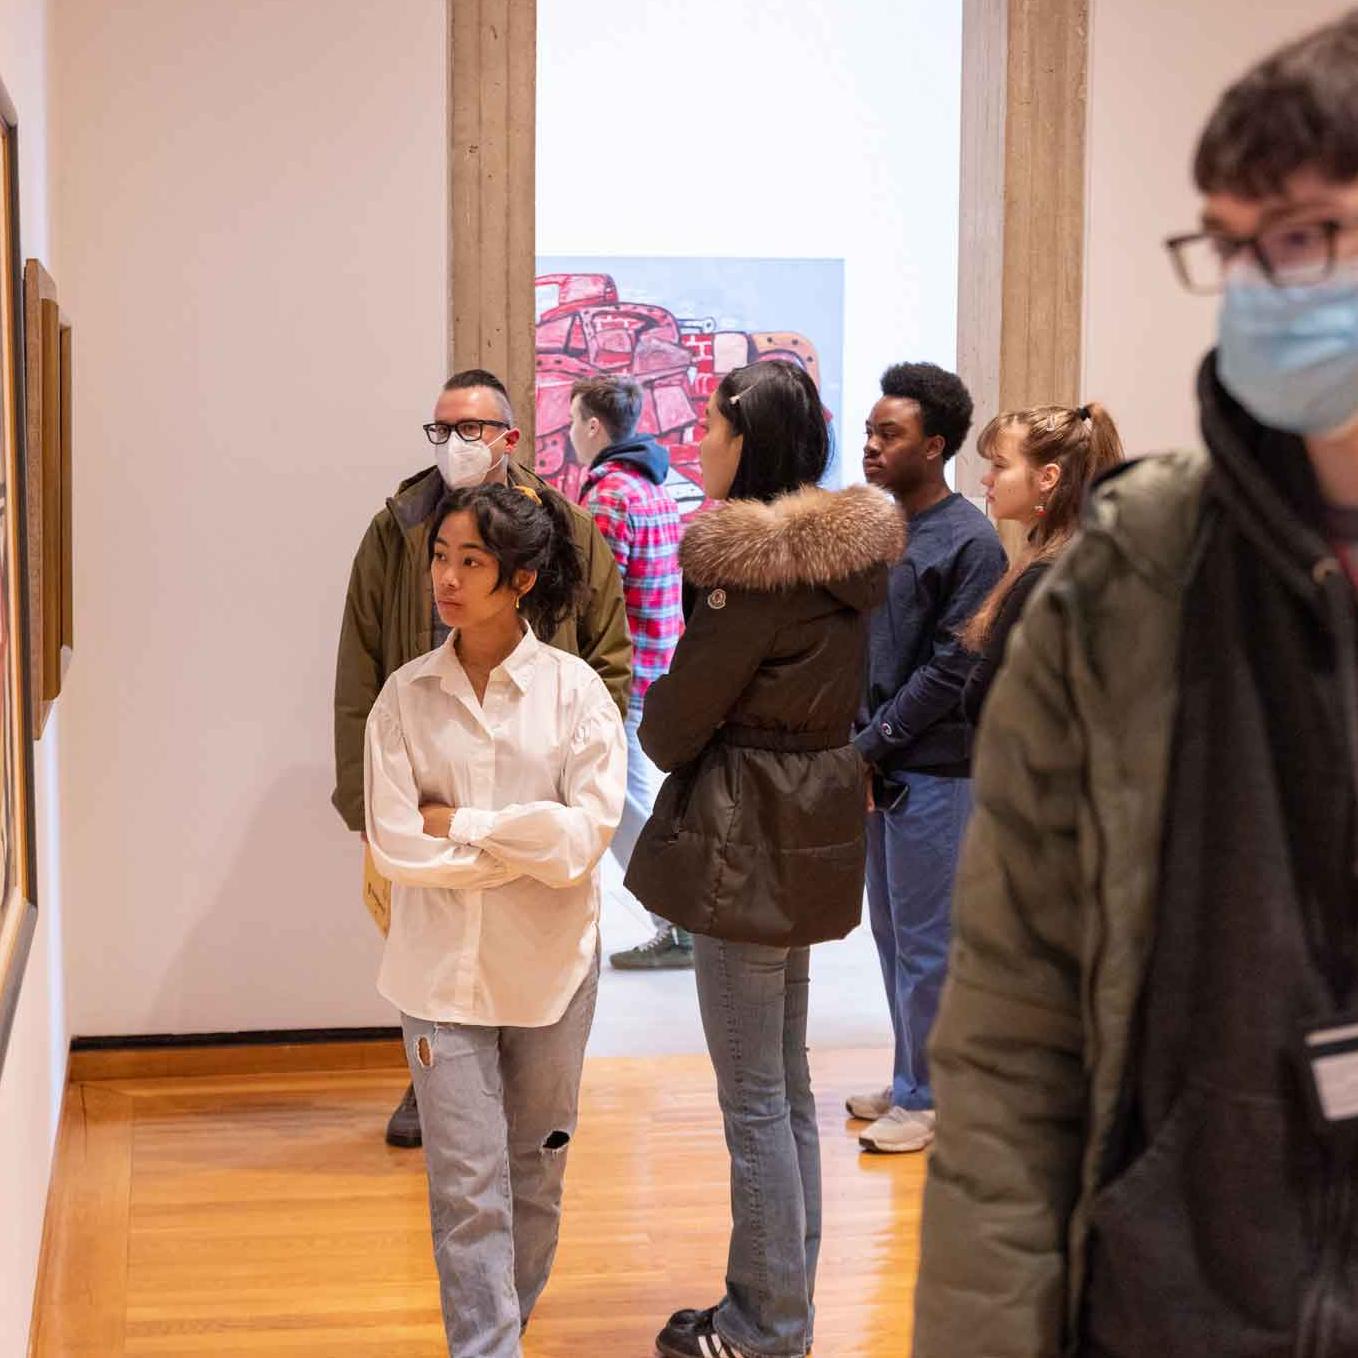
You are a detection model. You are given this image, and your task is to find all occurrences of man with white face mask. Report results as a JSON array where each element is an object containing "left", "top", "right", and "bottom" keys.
[
  {"left": 913, "top": 12, "right": 1358, "bottom": 1358},
  {"left": 332, "top": 368, "right": 631, "bottom": 1149}
]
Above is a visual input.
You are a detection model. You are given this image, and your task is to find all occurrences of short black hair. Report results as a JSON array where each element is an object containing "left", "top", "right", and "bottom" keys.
[
  {"left": 716, "top": 360, "right": 830, "bottom": 503},
  {"left": 442, "top": 368, "right": 514, "bottom": 421},
  {"left": 879, "top": 362, "right": 974, "bottom": 461},
  {"left": 1194, "top": 10, "right": 1358, "bottom": 198},
  {"left": 443, "top": 367, "right": 508, "bottom": 397}
]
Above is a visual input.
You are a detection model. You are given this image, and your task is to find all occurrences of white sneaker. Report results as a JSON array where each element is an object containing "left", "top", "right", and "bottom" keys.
[
  {"left": 859, "top": 1106, "right": 936, "bottom": 1154},
  {"left": 845, "top": 1086, "right": 893, "bottom": 1121}
]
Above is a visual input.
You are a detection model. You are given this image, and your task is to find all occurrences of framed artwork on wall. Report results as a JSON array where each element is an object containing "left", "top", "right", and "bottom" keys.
[
  {"left": 23, "top": 258, "right": 72, "bottom": 736},
  {"left": 0, "top": 73, "right": 39, "bottom": 1074}
]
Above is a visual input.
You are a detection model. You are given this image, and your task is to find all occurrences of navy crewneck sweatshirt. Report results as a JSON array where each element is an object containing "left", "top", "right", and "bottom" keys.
[{"left": 854, "top": 491, "right": 1006, "bottom": 778}]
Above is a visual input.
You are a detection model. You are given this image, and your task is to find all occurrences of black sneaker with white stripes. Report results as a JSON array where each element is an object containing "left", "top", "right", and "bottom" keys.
[{"left": 655, "top": 1307, "right": 750, "bottom": 1357}]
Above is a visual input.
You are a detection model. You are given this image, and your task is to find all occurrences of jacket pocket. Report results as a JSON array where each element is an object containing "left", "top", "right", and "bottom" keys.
[
  {"left": 715, "top": 834, "right": 866, "bottom": 946},
  {"left": 1082, "top": 1081, "right": 1311, "bottom": 1357},
  {"left": 623, "top": 749, "right": 738, "bottom": 935},
  {"left": 712, "top": 746, "right": 868, "bottom": 946}
]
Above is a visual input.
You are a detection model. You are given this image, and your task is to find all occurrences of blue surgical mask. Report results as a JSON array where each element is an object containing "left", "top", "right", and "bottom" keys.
[{"left": 1217, "top": 263, "right": 1358, "bottom": 437}]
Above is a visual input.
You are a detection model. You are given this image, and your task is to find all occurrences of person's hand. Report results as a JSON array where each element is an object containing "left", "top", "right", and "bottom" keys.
[
  {"left": 420, "top": 802, "right": 455, "bottom": 837},
  {"left": 865, "top": 768, "right": 876, "bottom": 814}
]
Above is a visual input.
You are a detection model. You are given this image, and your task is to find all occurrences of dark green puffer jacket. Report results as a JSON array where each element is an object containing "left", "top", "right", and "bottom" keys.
[{"left": 914, "top": 447, "right": 1210, "bottom": 1357}]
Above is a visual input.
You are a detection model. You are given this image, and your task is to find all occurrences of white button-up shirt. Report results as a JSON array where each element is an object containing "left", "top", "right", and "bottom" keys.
[{"left": 364, "top": 627, "right": 626, "bottom": 1028}]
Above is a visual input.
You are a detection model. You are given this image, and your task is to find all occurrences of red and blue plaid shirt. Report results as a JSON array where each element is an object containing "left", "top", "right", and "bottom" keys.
[{"left": 581, "top": 461, "right": 684, "bottom": 700}]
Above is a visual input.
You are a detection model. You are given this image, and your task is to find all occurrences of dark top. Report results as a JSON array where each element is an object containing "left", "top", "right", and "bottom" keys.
[
  {"left": 854, "top": 492, "right": 1007, "bottom": 778},
  {"left": 960, "top": 561, "right": 1051, "bottom": 726},
  {"left": 587, "top": 435, "right": 670, "bottom": 484}
]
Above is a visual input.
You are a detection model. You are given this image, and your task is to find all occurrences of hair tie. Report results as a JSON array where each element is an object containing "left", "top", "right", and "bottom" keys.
[
  {"left": 516, "top": 484, "right": 542, "bottom": 506},
  {"left": 1076, "top": 405, "right": 1092, "bottom": 422}
]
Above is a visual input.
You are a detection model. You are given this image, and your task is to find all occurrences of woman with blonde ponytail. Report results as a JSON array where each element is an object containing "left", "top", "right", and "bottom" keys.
[{"left": 960, "top": 401, "right": 1124, "bottom": 722}]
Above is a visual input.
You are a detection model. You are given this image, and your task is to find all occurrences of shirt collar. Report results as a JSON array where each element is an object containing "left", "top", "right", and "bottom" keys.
[
  {"left": 410, "top": 624, "right": 542, "bottom": 696},
  {"left": 496, "top": 625, "right": 541, "bottom": 693}
]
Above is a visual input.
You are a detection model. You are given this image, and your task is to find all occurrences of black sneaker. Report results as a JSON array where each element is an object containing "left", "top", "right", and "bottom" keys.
[
  {"left": 385, "top": 1081, "right": 422, "bottom": 1148},
  {"left": 655, "top": 1308, "right": 749, "bottom": 1357},
  {"left": 609, "top": 925, "right": 695, "bottom": 970},
  {"left": 665, "top": 1306, "right": 716, "bottom": 1331}
]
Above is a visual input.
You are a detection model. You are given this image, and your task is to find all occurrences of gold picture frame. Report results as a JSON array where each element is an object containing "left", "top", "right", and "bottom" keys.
[
  {"left": 0, "top": 72, "right": 40, "bottom": 1072},
  {"left": 23, "top": 259, "right": 72, "bottom": 736}
]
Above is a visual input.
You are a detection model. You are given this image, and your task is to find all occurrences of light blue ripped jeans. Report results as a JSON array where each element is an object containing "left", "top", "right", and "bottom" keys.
[{"left": 402, "top": 957, "right": 599, "bottom": 1358}]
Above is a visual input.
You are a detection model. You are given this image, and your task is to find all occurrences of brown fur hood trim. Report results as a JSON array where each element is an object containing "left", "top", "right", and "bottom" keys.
[{"left": 681, "top": 483, "right": 906, "bottom": 590}]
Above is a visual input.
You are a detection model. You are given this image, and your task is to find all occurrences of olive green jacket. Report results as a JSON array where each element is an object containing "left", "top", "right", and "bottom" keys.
[
  {"left": 331, "top": 462, "right": 632, "bottom": 832},
  {"left": 913, "top": 449, "right": 1210, "bottom": 1358}
]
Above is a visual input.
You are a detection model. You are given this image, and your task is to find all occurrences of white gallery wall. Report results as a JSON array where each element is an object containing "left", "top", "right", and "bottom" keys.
[
  {"left": 537, "top": 0, "right": 965, "bottom": 480},
  {"left": 1082, "top": 0, "right": 1353, "bottom": 456},
  {"left": 0, "top": 0, "right": 63, "bottom": 1352},
  {"left": 53, "top": 0, "right": 447, "bottom": 1036}
]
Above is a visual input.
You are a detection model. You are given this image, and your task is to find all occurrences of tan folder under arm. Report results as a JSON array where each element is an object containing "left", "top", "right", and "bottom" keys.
[{"left": 362, "top": 845, "right": 392, "bottom": 937}]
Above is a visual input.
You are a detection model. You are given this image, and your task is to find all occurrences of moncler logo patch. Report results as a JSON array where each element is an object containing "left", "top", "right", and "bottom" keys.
[{"left": 707, "top": 588, "right": 727, "bottom": 610}]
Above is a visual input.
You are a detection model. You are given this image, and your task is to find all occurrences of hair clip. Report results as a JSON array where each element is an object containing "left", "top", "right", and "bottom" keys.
[
  {"left": 1076, "top": 405, "right": 1092, "bottom": 421},
  {"left": 516, "top": 484, "right": 542, "bottom": 505}
]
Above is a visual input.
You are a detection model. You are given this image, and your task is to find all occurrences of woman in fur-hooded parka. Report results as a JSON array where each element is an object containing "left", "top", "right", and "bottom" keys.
[
  {"left": 625, "top": 479, "right": 905, "bottom": 948},
  {"left": 627, "top": 361, "right": 903, "bottom": 1358}
]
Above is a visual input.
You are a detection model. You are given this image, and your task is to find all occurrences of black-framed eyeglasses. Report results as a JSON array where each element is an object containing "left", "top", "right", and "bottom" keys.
[
  {"left": 1164, "top": 217, "right": 1358, "bottom": 294},
  {"left": 423, "top": 419, "right": 511, "bottom": 446}
]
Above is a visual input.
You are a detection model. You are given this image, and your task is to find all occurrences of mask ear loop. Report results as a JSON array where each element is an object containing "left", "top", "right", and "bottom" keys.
[{"left": 487, "top": 426, "right": 514, "bottom": 479}]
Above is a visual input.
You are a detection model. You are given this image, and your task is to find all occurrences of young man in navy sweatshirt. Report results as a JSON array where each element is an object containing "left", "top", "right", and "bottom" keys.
[{"left": 850, "top": 361, "right": 1006, "bottom": 1154}]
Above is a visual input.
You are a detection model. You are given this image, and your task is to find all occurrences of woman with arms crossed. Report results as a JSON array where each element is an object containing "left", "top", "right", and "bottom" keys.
[{"left": 364, "top": 483, "right": 625, "bottom": 1358}]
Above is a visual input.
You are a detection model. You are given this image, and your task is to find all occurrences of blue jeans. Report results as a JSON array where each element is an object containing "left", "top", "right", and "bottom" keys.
[
  {"left": 402, "top": 959, "right": 599, "bottom": 1358},
  {"left": 694, "top": 935, "right": 820, "bottom": 1358},
  {"left": 614, "top": 695, "right": 669, "bottom": 931},
  {"left": 866, "top": 772, "right": 972, "bottom": 1111}
]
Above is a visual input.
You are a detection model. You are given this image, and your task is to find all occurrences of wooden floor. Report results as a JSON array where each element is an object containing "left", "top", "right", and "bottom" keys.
[{"left": 31, "top": 1046, "right": 922, "bottom": 1356}]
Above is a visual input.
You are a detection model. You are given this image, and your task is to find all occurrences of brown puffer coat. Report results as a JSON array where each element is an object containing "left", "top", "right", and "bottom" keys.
[{"left": 625, "top": 483, "right": 905, "bottom": 947}]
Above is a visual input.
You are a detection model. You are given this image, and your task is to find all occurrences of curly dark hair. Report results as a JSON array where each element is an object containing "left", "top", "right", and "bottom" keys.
[
  {"left": 429, "top": 484, "right": 583, "bottom": 638},
  {"left": 1194, "top": 10, "right": 1358, "bottom": 198},
  {"left": 879, "top": 362, "right": 974, "bottom": 461},
  {"left": 715, "top": 359, "right": 830, "bottom": 503}
]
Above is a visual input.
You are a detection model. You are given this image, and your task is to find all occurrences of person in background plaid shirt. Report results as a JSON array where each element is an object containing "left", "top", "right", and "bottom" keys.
[{"left": 570, "top": 376, "right": 690, "bottom": 968}]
